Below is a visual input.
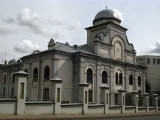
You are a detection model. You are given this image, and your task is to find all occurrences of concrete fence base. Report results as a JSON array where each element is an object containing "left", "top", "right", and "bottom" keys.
[{"left": 0, "top": 71, "right": 159, "bottom": 115}]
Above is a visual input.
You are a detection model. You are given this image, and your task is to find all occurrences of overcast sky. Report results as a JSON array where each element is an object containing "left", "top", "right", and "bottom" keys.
[{"left": 0, "top": 0, "right": 160, "bottom": 63}]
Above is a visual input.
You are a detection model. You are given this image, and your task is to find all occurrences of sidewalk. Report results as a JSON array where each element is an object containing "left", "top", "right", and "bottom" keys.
[{"left": 0, "top": 113, "right": 160, "bottom": 120}]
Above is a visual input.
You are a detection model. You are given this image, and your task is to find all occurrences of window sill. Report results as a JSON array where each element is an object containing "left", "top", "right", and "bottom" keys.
[
  {"left": 116, "top": 84, "right": 122, "bottom": 86},
  {"left": 102, "top": 82, "right": 108, "bottom": 84}
]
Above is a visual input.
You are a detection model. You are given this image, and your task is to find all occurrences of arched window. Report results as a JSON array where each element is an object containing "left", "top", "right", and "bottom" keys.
[
  {"left": 33, "top": 68, "right": 38, "bottom": 82},
  {"left": 138, "top": 76, "right": 141, "bottom": 86},
  {"left": 119, "top": 73, "right": 123, "bottom": 84},
  {"left": 114, "top": 42, "right": 122, "bottom": 60},
  {"left": 44, "top": 66, "right": 50, "bottom": 81},
  {"left": 116, "top": 73, "right": 118, "bottom": 84},
  {"left": 87, "top": 68, "right": 93, "bottom": 83},
  {"left": 129, "top": 74, "right": 133, "bottom": 85},
  {"left": 102, "top": 71, "right": 108, "bottom": 84},
  {"left": 4, "top": 75, "right": 6, "bottom": 84}
]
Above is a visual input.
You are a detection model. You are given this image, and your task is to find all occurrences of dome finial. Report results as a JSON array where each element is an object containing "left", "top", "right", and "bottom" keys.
[{"left": 105, "top": 6, "right": 107, "bottom": 9}]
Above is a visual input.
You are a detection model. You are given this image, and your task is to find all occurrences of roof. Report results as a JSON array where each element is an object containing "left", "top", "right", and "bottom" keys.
[
  {"left": 94, "top": 8, "right": 120, "bottom": 20},
  {"left": 8, "top": 59, "right": 16, "bottom": 65},
  {"left": 21, "top": 41, "right": 95, "bottom": 59},
  {"left": 13, "top": 70, "right": 28, "bottom": 75}
]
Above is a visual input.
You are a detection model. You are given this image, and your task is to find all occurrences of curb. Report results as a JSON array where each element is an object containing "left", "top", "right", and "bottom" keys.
[{"left": 0, "top": 113, "right": 160, "bottom": 120}]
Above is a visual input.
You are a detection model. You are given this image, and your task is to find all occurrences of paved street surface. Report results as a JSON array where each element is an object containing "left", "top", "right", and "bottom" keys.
[
  {"left": 94, "top": 115, "right": 160, "bottom": 120},
  {"left": 0, "top": 113, "right": 160, "bottom": 120}
]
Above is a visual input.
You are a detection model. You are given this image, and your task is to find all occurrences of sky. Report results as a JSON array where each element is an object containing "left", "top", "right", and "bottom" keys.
[{"left": 0, "top": 0, "right": 160, "bottom": 63}]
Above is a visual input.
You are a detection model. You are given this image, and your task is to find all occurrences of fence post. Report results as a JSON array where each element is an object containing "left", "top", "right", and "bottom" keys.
[
  {"left": 78, "top": 82, "right": 89, "bottom": 114},
  {"left": 100, "top": 86, "right": 110, "bottom": 114},
  {"left": 117, "top": 89, "right": 126, "bottom": 114},
  {"left": 131, "top": 91, "right": 139, "bottom": 113},
  {"left": 50, "top": 77, "right": 63, "bottom": 115},
  {"left": 143, "top": 93, "right": 149, "bottom": 113},
  {"left": 153, "top": 94, "right": 158, "bottom": 112},
  {"left": 13, "top": 71, "right": 28, "bottom": 115}
]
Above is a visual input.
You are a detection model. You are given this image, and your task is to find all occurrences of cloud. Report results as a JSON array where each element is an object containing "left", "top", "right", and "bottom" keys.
[
  {"left": 113, "top": 9, "right": 124, "bottom": 21},
  {"left": 17, "top": 8, "right": 50, "bottom": 37},
  {"left": 0, "top": 24, "right": 18, "bottom": 35},
  {"left": 0, "top": 8, "right": 50, "bottom": 36},
  {"left": 139, "top": 40, "right": 160, "bottom": 55},
  {"left": 52, "top": 29, "right": 65, "bottom": 41},
  {"left": 48, "top": 17, "right": 65, "bottom": 25},
  {"left": 68, "top": 22, "right": 81, "bottom": 30},
  {"left": 14, "top": 40, "right": 40, "bottom": 53},
  {"left": 48, "top": 17, "right": 81, "bottom": 30},
  {"left": 3, "top": 17, "right": 15, "bottom": 24},
  {"left": 0, "top": 8, "right": 81, "bottom": 37}
]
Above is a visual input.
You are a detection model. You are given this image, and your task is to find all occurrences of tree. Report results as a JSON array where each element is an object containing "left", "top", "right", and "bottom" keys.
[{"left": 146, "top": 80, "right": 151, "bottom": 93}]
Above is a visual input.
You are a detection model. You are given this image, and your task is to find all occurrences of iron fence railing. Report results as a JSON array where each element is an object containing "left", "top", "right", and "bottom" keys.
[
  {"left": 138, "top": 94, "right": 144, "bottom": 107},
  {"left": 26, "top": 82, "right": 53, "bottom": 101},
  {"left": 125, "top": 93, "right": 134, "bottom": 106},
  {"left": 149, "top": 95, "right": 154, "bottom": 107}
]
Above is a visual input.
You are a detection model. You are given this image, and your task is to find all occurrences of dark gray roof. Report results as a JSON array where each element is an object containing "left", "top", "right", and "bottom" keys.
[
  {"left": 94, "top": 8, "right": 120, "bottom": 20},
  {"left": 50, "top": 42, "right": 95, "bottom": 54},
  {"left": 77, "top": 44, "right": 95, "bottom": 54},
  {"left": 8, "top": 59, "right": 16, "bottom": 65},
  {"left": 54, "top": 42, "right": 76, "bottom": 53},
  {"left": 21, "top": 42, "right": 95, "bottom": 59}
]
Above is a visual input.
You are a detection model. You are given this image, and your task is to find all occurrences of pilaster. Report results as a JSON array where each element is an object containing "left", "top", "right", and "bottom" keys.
[
  {"left": 50, "top": 77, "right": 63, "bottom": 115},
  {"left": 153, "top": 94, "right": 158, "bottom": 112},
  {"left": 78, "top": 82, "right": 89, "bottom": 114},
  {"left": 13, "top": 71, "right": 28, "bottom": 115},
  {"left": 100, "top": 86, "right": 110, "bottom": 114},
  {"left": 143, "top": 93, "right": 149, "bottom": 113},
  {"left": 131, "top": 91, "right": 139, "bottom": 113},
  {"left": 117, "top": 89, "right": 126, "bottom": 114}
]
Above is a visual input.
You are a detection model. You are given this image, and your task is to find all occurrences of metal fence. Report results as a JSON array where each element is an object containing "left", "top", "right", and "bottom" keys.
[
  {"left": 26, "top": 82, "right": 73, "bottom": 102},
  {"left": 149, "top": 95, "right": 154, "bottom": 107},
  {"left": 125, "top": 93, "right": 134, "bottom": 106},
  {"left": 26, "top": 82, "right": 53, "bottom": 101},
  {"left": 138, "top": 94, "right": 144, "bottom": 107}
]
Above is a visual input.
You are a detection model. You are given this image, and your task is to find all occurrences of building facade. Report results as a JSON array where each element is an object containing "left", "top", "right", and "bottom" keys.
[
  {"left": 0, "top": 60, "right": 21, "bottom": 98},
  {"left": 136, "top": 55, "right": 160, "bottom": 94},
  {"left": 0, "top": 8, "right": 147, "bottom": 105}
]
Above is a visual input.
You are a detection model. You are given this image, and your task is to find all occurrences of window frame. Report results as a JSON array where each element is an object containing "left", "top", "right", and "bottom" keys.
[
  {"left": 147, "top": 59, "right": 150, "bottom": 64},
  {"left": 157, "top": 59, "right": 160, "bottom": 64},
  {"left": 119, "top": 73, "right": 123, "bottom": 85},
  {"left": 153, "top": 59, "right": 156, "bottom": 64},
  {"left": 87, "top": 68, "right": 93, "bottom": 83},
  {"left": 102, "top": 71, "right": 108, "bottom": 84},
  {"left": 116, "top": 73, "right": 118, "bottom": 84},
  {"left": 44, "top": 66, "right": 50, "bottom": 81},
  {"left": 129, "top": 74, "right": 133, "bottom": 85},
  {"left": 138, "top": 76, "right": 141, "bottom": 86},
  {"left": 33, "top": 68, "right": 38, "bottom": 82}
]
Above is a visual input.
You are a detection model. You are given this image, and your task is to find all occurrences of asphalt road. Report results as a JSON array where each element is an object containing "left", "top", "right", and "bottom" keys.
[
  {"left": 81, "top": 115, "right": 160, "bottom": 120},
  {"left": 1, "top": 114, "right": 160, "bottom": 120}
]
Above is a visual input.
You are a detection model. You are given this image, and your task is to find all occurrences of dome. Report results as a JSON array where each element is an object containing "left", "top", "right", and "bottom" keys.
[
  {"left": 93, "top": 7, "right": 121, "bottom": 25},
  {"left": 94, "top": 8, "right": 120, "bottom": 20},
  {"left": 32, "top": 50, "right": 40, "bottom": 54}
]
